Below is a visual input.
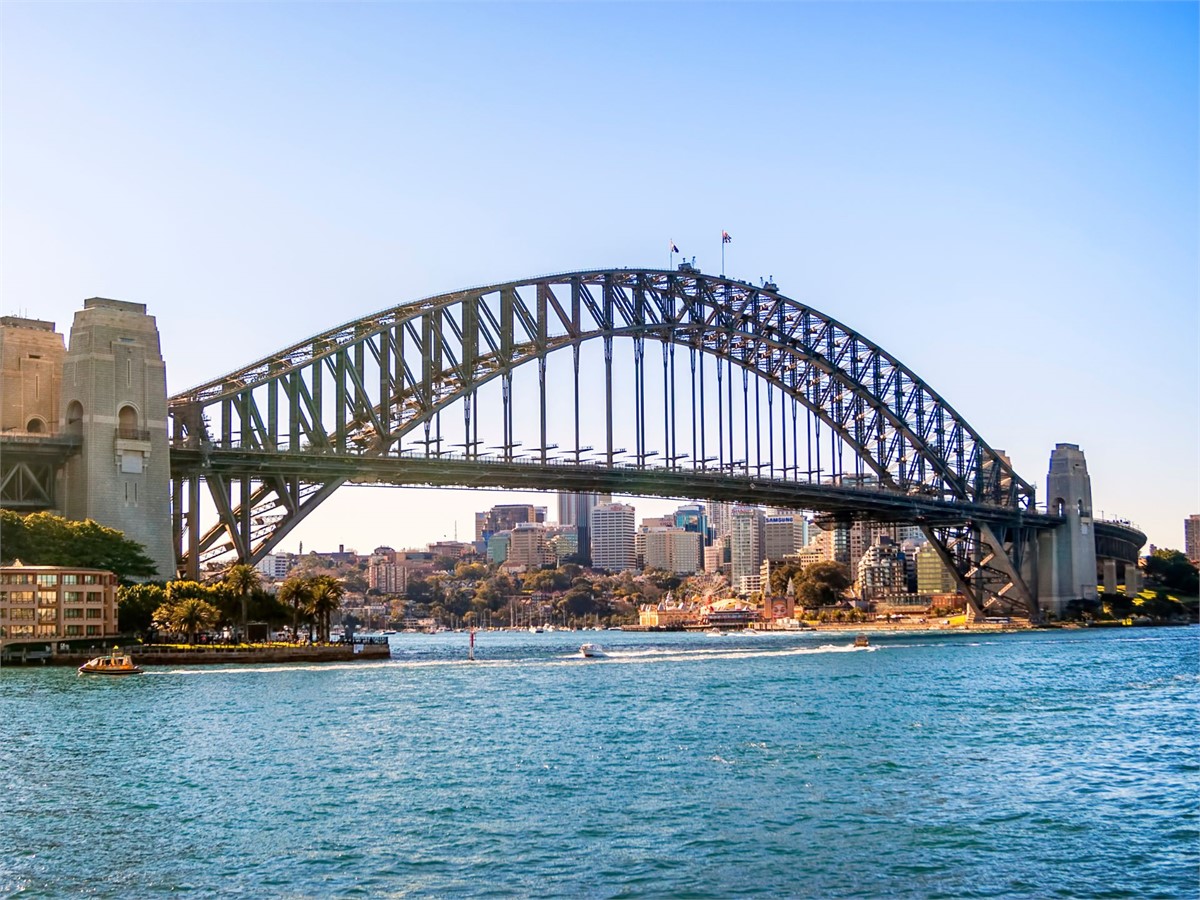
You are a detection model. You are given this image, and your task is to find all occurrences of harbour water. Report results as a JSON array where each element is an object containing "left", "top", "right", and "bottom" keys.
[{"left": 2, "top": 627, "right": 1196, "bottom": 898}]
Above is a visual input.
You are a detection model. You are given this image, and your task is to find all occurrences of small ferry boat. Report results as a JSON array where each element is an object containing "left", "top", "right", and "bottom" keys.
[
  {"left": 579, "top": 643, "right": 606, "bottom": 658},
  {"left": 78, "top": 650, "right": 143, "bottom": 676},
  {"left": 854, "top": 634, "right": 870, "bottom": 648}
]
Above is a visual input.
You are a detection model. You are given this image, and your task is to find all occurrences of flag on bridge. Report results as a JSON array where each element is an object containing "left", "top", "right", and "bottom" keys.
[
  {"left": 670, "top": 240, "right": 680, "bottom": 254},
  {"left": 722, "top": 231, "right": 732, "bottom": 244}
]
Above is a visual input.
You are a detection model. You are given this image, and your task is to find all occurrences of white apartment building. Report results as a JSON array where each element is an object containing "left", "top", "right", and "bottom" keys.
[
  {"left": 730, "top": 506, "right": 765, "bottom": 594},
  {"left": 591, "top": 502, "right": 636, "bottom": 572},
  {"left": 255, "top": 554, "right": 293, "bottom": 579}
]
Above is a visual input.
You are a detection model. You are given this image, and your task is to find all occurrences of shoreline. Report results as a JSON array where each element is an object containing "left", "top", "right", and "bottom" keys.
[{"left": 1, "top": 643, "right": 392, "bottom": 667}]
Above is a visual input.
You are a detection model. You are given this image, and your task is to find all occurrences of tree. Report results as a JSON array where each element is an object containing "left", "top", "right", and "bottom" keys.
[
  {"left": 641, "top": 568, "right": 682, "bottom": 592},
  {"left": 223, "top": 564, "right": 261, "bottom": 642},
  {"left": 307, "top": 574, "right": 345, "bottom": 643},
  {"left": 1144, "top": 550, "right": 1199, "bottom": 596},
  {"left": 795, "top": 561, "right": 852, "bottom": 609},
  {"left": 0, "top": 509, "right": 158, "bottom": 581},
  {"left": 475, "top": 574, "right": 518, "bottom": 610},
  {"left": 117, "top": 583, "right": 167, "bottom": 634},
  {"left": 455, "top": 561, "right": 491, "bottom": 580},
  {"left": 278, "top": 576, "right": 314, "bottom": 640},
  {"left": 768, "top": 561, "right": 806, "bottom": 596},
  {"left": 156, "top": 596, "right": 220, "bottom": 644}
]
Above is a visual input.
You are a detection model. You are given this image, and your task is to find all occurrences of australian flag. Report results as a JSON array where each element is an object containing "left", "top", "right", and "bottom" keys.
[
  {"left": 670, "top": 240, "right": 680, "bottom": 253},
  {"left": 722, "top": 231, "right": 732, "bottom": 244}
]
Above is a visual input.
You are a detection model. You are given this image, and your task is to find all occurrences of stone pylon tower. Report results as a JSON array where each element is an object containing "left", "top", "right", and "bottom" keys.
[
  {"left": 59, "top": 299, "right": 174, "bottom": 578},
  {"left": 1036, "top": 443, "right": 1098, "bottom": 617}
]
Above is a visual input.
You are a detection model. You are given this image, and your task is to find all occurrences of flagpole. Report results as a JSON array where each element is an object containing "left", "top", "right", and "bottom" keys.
[{"left": 721, "top": 231, "right": 725, "bottom": 277}]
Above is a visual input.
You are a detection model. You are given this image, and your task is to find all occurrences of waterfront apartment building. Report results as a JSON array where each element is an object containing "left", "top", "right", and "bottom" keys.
[
  {"left": 856, "top": 538, "right": 908, "bottom": 602},
  {"left": 0, "top": 563, "right": 118, "bottom": 644},
  {"left": 591, "top": 502, "right": 636, "bottom": 572},
  {"left": 1186, "top": 514, "right": 1200, "bottom": 562}
]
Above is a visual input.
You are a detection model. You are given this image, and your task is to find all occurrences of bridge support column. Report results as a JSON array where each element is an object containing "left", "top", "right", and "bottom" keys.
[
  {"left": 921, "top": 523, "right": 1038, "bottom": 621},
  {"left": 1036, "top": 443, "right": 1098, "bottom": 618},
  {"left": 1125, "top": 565, "right": 1142, "bottom": 597},
  {"left": 1102, "top": 558, "right": 1118, "bottom": 599}
]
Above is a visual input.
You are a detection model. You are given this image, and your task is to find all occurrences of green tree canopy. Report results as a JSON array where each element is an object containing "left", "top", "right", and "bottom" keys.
[
  {"left": 454, "top": 561, "right": 491, "bottom": 580},
  {"left": 278, "top": 576, "right": 314, "bottom": 640},
  {"left": 117, "top": 582, "right": 167, "bottom": 634},
  {"left": 155, "top": 596, "right": 220, "bottom": 644},
  {"left": 768, "top": 561, "right": 806, "bottom": 596},
  {"left": 0, "top": 510, "right": 158, "bottom": 581},
  {"left": 1145, "top": 550, "right": 1199, "bottom": 596},
  {"left": 795, "top": 561, "right": 852, "bottom": 608},
  {"left": 307, "top": 574, "right": 345, "bottom": 642},
  {"left": 224, "top": 564, "right": 261, "bottom": 639}
]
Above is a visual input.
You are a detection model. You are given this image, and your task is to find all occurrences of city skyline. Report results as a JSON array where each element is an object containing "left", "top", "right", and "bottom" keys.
[{"left": 2, "top": 3, "right": 1195, "bottom": 554}]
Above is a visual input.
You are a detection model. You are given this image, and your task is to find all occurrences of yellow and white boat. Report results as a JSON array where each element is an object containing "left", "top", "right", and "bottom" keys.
[{"left": 78, "top": 650, "right": 143, "bottom": 676}]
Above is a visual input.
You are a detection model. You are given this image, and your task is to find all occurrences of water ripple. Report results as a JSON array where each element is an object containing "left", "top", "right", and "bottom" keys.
[{"left": 1, "top": 627, "right": 1197, "bottom": 898}]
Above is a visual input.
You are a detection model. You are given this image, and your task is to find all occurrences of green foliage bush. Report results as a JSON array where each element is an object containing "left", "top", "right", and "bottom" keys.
[{"left": 0, "top": 510, "right": 157, "bottom": 581}]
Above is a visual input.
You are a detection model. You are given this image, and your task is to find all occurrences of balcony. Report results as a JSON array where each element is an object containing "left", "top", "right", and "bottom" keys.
[{"left": 117, "top": 426, "right": 152, "bottom": 442}]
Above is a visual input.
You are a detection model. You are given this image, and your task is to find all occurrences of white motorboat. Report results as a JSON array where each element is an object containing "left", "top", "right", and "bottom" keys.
[{"left": 579, "top": 643, "right": 606, "bottom": 658}]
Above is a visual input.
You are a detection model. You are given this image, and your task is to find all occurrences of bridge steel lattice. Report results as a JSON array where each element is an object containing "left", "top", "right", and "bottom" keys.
[{"left": 169, "top": 268, "right": 1054, "bottom": 617}]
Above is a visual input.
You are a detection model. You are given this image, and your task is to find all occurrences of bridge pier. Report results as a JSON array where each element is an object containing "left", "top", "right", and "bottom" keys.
[
  {"left": 1102, "top": 558, "right": 1118, "bottom": 598},
  {"left": 60, "top": 299, "right": 175, "bottom": 579},
  {"left": 1036, "top": 444, "right": 1099, "bottom": 618}
]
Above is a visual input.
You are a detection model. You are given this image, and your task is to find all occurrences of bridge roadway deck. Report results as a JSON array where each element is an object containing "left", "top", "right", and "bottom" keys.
[{"left": 170, "top": 446, "right": 1062, "bottom": 530}]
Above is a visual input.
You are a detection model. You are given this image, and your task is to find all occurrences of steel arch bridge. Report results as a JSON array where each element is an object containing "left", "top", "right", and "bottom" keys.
[{"left": 169, "top": 267, "right": 1056, "bottom": 617}]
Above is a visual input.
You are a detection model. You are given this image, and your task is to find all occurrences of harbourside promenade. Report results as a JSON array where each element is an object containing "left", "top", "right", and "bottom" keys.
[{"left": 1, "top": 639, "right": 392, "bottom": 666}]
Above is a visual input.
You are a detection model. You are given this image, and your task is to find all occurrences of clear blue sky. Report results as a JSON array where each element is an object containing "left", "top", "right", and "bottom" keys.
[{"left": 2, "top": 2, "right": 1196, "bottom": 554}]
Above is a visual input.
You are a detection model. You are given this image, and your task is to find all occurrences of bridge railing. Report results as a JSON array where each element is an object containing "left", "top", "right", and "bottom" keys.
[{"left": 0, "top": 432, "right": 82, "bottom": 447}]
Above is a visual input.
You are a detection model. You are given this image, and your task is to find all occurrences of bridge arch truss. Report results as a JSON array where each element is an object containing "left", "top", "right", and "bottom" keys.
[{"left": 169, "top": 268, "right": 1041, "bottom": 616}]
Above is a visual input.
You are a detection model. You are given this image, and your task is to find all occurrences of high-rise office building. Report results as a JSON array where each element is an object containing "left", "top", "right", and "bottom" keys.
[
  {"left": 641, "top": 527, "right": 703, "bottom": 575},
  {"left": 591, "top": 502, "right": 636, "bottom": 572},
  {"left": 475, "top": 504, "right": 546, "bottom": 542},
  {"left": 557, "top": 492, "right": 611, "bottom": 561},
  {"left": 915, "top": 543, "right": 958, "bottom": 595},
  {"left": 1186, "top": 515, "right": 1200, "bottom": 562},
  {"left": 764, "top": 516, "right": 798, "bottom": 563},
  {"left": 507, "top": 523, "right": 554, "bottom": 569},
  {"left": 708, "top": 501, "right": 734, "bottom": 542},
  {"left": 674, "top": 503, "right": 710, "bottom": 545}
]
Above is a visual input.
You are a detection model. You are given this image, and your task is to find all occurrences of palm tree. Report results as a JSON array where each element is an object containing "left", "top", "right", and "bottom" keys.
[
  {"left": 307, "top": 575, "right": 344, "bottom": 643},
  {"left": 224, "top": 563, "right": 260, "bottom": 643},
  {"left": 278, "top": 577, "right": 312, "bottom": 641},
  {"left": 168, "top": 597, "right": 220, "bottom": 645}
]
